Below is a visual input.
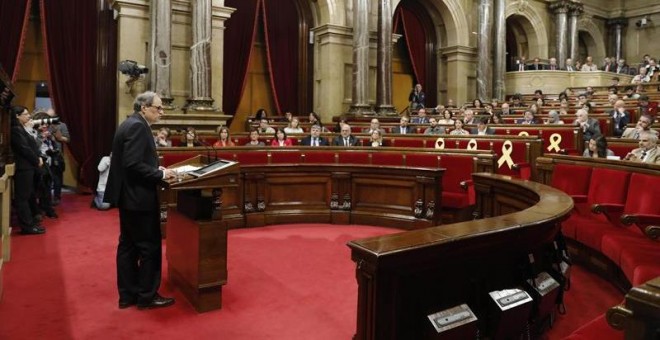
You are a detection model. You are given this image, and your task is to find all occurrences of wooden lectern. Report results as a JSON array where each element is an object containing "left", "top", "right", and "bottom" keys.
[{"left": 161, "top": 155, "right": 241, "bottom": 313}]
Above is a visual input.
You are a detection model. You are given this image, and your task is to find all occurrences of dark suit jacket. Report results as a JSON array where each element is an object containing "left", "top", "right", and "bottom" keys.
[
  {"left": 300, "top": 136, "right": 329, "bottom": 146},
  {"left": 392, "top": 126, "right": 414, "bottom": 134},
  {"left": 528, "top": 63, "right": 546, "bottom": 71},
  {"left": 104, "top": 113, "right": 163, "bottom": 211},
  {"left": 470, "top": 127, "right": 495, "bottom": 135},
  {"left": 331, "top": 135, "right": 360, "bottom": 146},
  {"left": 10, "top": 125, "right": 41, "bottom": 171},
  {"left": 615, "top": 65, "right": 629, "bottom": 74},
  {"left": 579, "top": 118, "right": 601, "bottom": 141},
  {"left": 610, "top": 110, "right": 631, "bottom": 137}
]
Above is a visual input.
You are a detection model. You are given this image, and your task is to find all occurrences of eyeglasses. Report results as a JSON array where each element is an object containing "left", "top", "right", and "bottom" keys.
[{"left": 149, "top": 105, "right": 164, "bottom": 112}]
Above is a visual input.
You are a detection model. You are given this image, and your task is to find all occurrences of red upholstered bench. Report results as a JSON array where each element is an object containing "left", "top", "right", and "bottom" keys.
[
  {"left": 302, "top": 151, "right": 337, "bottom": 164},
  {"left": 371, "top": 152, "right": 404, "bottom": 166},
  {"left": 337, "top": 151, "right": 370, "bottom": 164},
  {"left": 439, "top": 155, "right": 475, "bottom": 210},
  {"left": 269, "top": 151, "right": 303, "bottom": 164},
  {"left": 236, "top": 151, "right": 270, "bottom": 165}
]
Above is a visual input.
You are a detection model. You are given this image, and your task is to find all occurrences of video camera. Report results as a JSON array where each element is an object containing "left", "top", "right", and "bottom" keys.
[
  {"left": 32, "top": 116, "right": 60, "bottom": 126},
  {"left": 118, "top": 60, "right": 149, "bottom": 78}
]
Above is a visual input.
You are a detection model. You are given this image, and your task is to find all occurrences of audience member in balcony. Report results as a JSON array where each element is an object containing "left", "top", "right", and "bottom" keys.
[
  {"left": 574, "top": 109, "right": 601, "bottom": 142},
  {"left": 583, "top": 135, "right": 614, "bottom": 159},
  {"left": 181, "top": 126, "right": 203, "bottom": 147},
  {"left": 517, "top": 110, "right": 537, "bottom": 125},
  {"left": 93, "top": 153, "right": 112, "bottom": 210},
  {"left": 411, "top": 108, "right": 429, "bottom": 124},
  {"left": 610, "top": 100, "right": 630, "bottom": 137},
  {"left": 622, "top": 115, "right": 658, "bottom": 139},
  {"left": 255, "top": 108, "right": 267, "bottom": 121},
  {"left": 332, "top": 124, "right": 359, "bottom": 147},
  {"left": 154, "top": 127, "right": 172, "bottom": 148},
  {"left": 424, "top": 118, "right": 445, "bottom": 135},
  {"left": 472, "top": 99, "right": 483, "bottom": 109},
  {"left": 213, "top": 126, "right": 235, "bottom": 147},
  {"left": 392, "top": 116, "right": 413, "bottom": 134},
  {"left": 271, "top": 128, "right": 293, "bottom": 147},
  {"left": 500, "top": 102, "right": 512, "bottom": 115},
  {"left": 637, "top": 95, "right": 658, "bottom": 120},
  {"left": 300, "top": 125, "right": 328, "bottom": 146},
  {"left": 259, "top": 119, "right": 275, "bottom": 135},
  {"left": 564, "top": 58, "right": 576, "bottom": 71},
  {"left": 470, "top": 118, "right": 495, "bottom": 135},
  {"left": 623, "top": 86, "right": 639, "bottom": 100},
  {"left": 245, "top": 129, "right": 265, "bottom": 147},
  {"left": 631, "top": 67, "right": 648, "bottom": 84},
  {"left": 547, "top": 57, "right": 559, "bottom": 71},
  {"left": 515, "top": 55, "right": 526, "bottom": 71},
  {"left": 408, "top": 83, "right": 425, "bottom": 109},
  {"left": 364, "top": 118, "right": 385, "bottom": 135},
  {"left": 450, "top": 119, "right": 469, "bottom": 135},
  {"left": 624, "top": 131, "right": 660, "bottom": 164},
  {"left": 615, "top": 58, "right": 629, "bottom": 74},
  {"left": 488, "top": 112, "right": 503, "bottom": 125},
  {"left": 581, "top": 56, "right": 599, "bottom": 71},
  {"left": 284, "top": 117, "right": 304, "bottom": 134},
  {"left": 601, "top": 57, "right": 614, "bottom": 72},
  {"left": 437, "top": 109, "right": 454, "bottom": 125},
  {"left": 575, "top": 60, "right": 583, "bottom": 71},
  {"left": 463, "top": 109, "right": 476, "bottom": 125},
  {"left": 369, "top": 130, "right": 385, "bottom": 147},
  {"left": 529, "top": 57, "right": 545, "bottom": 70},
  {"left": 546, "top": 110, "right": 565, "bottom": 124}
]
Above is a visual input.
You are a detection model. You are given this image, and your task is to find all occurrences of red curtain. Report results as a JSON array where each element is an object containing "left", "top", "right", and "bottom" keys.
[
  {"left": 0, "top": 0, "right": 31, "bottom": 81},
  {"left": 223, "top": 0, "right": 261, "bottom": 116},
  {"left": 262, "top": 0, "right": 299, "bottom": 114},
  {"left": 41, "top": 0, "right": 115, "bottom": 189},
  {"left": 393, "top": 3, "right": 437, "bottom": 107}
]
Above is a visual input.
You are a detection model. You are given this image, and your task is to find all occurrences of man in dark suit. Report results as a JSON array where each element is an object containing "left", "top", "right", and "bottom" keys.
[
  {"left": 332, "top": 123, "right": 360, "bottom": 146},
  {"left": 392, "top": 116, "right": 413, "bottom": 134},
  {"left": 10, "top": 106, "right": 45, "bottom": 235},
  {"left": 470, "top": 118, "right": 495, "bottom": 135},
  {"left": 615, "top": 58, "right": 629, "bottom": 74},
  {"left": 300, "top": 125, "right": 329, "bottom": 146},
  {"left": 610, "top": 100, "right": 630, "bottom": 137},
  {"left": 529, "top": 57, "right": 546, "bottom": 70},
  {"left": 574, "top": 109, "right": 601, "bottom": 142},
  {"left": 104, "top": 91, "right": 176, "bottom": 310}
]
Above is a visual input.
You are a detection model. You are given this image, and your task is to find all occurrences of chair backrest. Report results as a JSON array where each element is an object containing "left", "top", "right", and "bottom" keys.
[
  {"left": 551, "top": 164, "right": 592, "bottom": 196},
  {"left": 586, "top": 168, "right": 631, "bottom": 205},
  {"left": 624, "top": 172, "right": 660, "bottom": 215}
]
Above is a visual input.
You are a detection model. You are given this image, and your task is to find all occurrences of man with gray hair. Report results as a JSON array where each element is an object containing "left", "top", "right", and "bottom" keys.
[
  {"left": 574, "top": 109, "right": 601, "bottom": 141},
  {"left": 105, "top": 91, "right": 177, "bottom": 310},
  {"left": 624, "top": 131, "right": 660, "bottom": 164}
]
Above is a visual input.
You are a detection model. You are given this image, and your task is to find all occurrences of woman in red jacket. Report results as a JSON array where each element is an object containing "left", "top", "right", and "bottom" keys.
[{"left": 271, "top": 128, "right": 293, "bottom": 147}]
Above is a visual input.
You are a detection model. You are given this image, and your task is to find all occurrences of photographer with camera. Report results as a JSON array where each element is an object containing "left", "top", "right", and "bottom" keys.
[
  {"left": 408, "top": 83, "right": 425, "bottom": 110},
  {"left": 32, "top": 110, "right": 60, "bottom": 219},
  {"left": 45, "top": 108, "right": 69, "bottom": 205},
  {"left": 10, "top": 106, "right": 45, "bottom": 235}
]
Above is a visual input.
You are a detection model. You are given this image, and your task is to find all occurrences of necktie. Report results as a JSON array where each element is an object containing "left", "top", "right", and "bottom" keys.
[
  {"left": 344, "top": 138, "right": 348, "bottom": 147},
  {"left": 641, "top": 151, "right": 647, "bottom": 161}
]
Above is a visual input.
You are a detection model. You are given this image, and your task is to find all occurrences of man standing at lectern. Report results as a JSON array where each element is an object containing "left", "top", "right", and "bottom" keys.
[{"left": 104, "top": 91, "right": 177, "bottom": 310}]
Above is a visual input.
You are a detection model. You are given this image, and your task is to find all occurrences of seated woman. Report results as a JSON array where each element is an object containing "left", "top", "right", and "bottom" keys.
[
  {"left": 271, "top": 128, "right": 293, "bottom": 147},
  {"left": 255, "top": 108, "right": 268, "bottom": 121},
  {"left": 437, "top": 109, "right": 454, "bottom": 125},
  {"left": 489, "top": 112, "right": 503, "bottom": 125},
  {"left": 369, "top": 130, "right": 385, "bottom": 147},
  {"left": 182, "top": 126, "right": 203, "bottom": 147},
  {"left": 472, "top": 98, "right": 483, "bottom": 109},
  {"left": 154, "top": 127, "right": 172, "bottom": 147},
  {"left": 583, "top": 135, "right": 614, "bottom": 158},
  {"left": 545, "top": 110, "right": 565, "bottom": 124},
  {"left": 213, "top": 126, "right": 235, "bottom": 147},
  {"left": 284, "top": 117, "right": 304, "bottom": 134},
  {"left": 245, "top": 129, "right": 265, "bottom": 147},
  {"left": 308, "top": 111, "right": 329, "bottom": 132},
  {"left": 449, "top": 119, "right": 469, "bottom": 135}
]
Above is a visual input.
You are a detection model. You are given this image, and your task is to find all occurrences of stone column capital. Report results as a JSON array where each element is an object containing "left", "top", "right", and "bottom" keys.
[
  {"left": 567, "top": 2, "right": 584, "bottom": 16},
  {"left": 549, "top": 0, "right": 571, "bottom": 14},
  {"left": 606, "top": 17, "right": 628, "bottom": 28}
]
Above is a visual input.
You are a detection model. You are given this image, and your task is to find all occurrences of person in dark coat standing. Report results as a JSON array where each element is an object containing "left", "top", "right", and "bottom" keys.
[{"left": 104, "top": 91, "right": 176, "bottom": 310}]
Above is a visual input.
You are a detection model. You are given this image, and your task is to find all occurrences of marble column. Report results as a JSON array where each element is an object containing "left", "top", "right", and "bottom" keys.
[
  {"left": 550, "top": 1, "right": 569, "bottom": 69},
  {"left": 492, "top": 0, "right": 506, "bottom": 101},
  {"left": 375, "top": 0, "right": 396, "bottom": 116},
  {"left": 150, "top": 0, "right": 174, "bottom": 108},
  {"left": 186, "top": 0, "right": 215, "bottom": 111},
  {"left": 567, "top": 2, "right": 583, "bottom": 62},
  {"left": 607, "top": 18, "right": 627, "bottom": 62},
  {"left": 477, "top": 0, "right": 493, "bottom": 102},
  {"left": 348, "top": 0, "right": 373, "bottom": 115}
]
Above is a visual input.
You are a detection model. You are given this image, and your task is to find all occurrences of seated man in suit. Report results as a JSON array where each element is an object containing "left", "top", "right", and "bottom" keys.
[
  {"left": 332, "top": 123, "right": 359, "bottom": 147},
  {"left": 624, "top": 131, "right": 660, "bottom": 164},
  {"left": 547, "top": 57, "right": 559, "bottom": 71},
  {"left": 637, "top": 95, "right": 658, "bottom": 120},
  {"left": 410, "top": 108, "right": 429, "bottom": 124},
  {"left": 610, "top": 100, "right": 631, "bottom": 137},
  {"left": 615, "top": 58, "right": 629, "bottom": 74},
  {"left": 300, "top": 125, "right": 329, "bottom": 146},
  {"left": 529, "top": 57, "right": 545, "bottom": 71},
  {"left": 621, "top": 115, "right": 658, "bottom": 139},
  {"left": 462, "top": 109, "right": 476, "bottom": 125},
  {"left": 363, "top": 118, "right": 385, "bottom": 134},
  {"left": 470, "top": 118, "right": 495, "bottom": 135},
  {"left": 574, "top": 109, "right": 601, "bottom": 142},
  {"left": 392, "top": 116, "right": 413, "bottom": 134},
  {"left": 516, "top": 110, "right": 537, "bottom": 125}
]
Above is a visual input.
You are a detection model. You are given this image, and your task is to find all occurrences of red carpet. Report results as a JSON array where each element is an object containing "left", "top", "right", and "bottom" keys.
[{"left": 0, "top": 194, "right": 623, "bottom": 339}]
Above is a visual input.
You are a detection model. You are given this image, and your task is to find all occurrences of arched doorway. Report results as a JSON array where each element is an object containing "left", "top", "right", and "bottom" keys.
[
  {"left": 393, "top": 0, "right": 437, "bottom": 110},
  {"left": 506, "top": 15, "right": 529, "bottom": 71},
  {"left": 224, "top": 0, "right": 314, "bottom": 123}
]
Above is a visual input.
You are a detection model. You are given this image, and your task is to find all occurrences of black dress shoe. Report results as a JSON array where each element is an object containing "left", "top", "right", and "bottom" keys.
[
  {"left": 45, "top": 211, "right": 59, "bottom": 219},
  {"left": 52, "top": 198, "right": 61, "bottom": 206},
  {"left": 21, "top": 226, "right": 46, "bottom": 235},
  {"left": 33, "top": 214, "right": 43, "bottom": 223},
  {"left": 137, "top": 294, "right": 175, "bottom": 310},
  {"left": 118, "top": 300, "right": 136, "bottom": 309}
]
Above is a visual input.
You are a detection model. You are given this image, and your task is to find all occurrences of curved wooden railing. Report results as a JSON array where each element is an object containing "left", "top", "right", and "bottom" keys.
[{"left": 347, "top": 173, "right": 574, "bottom": 339}]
